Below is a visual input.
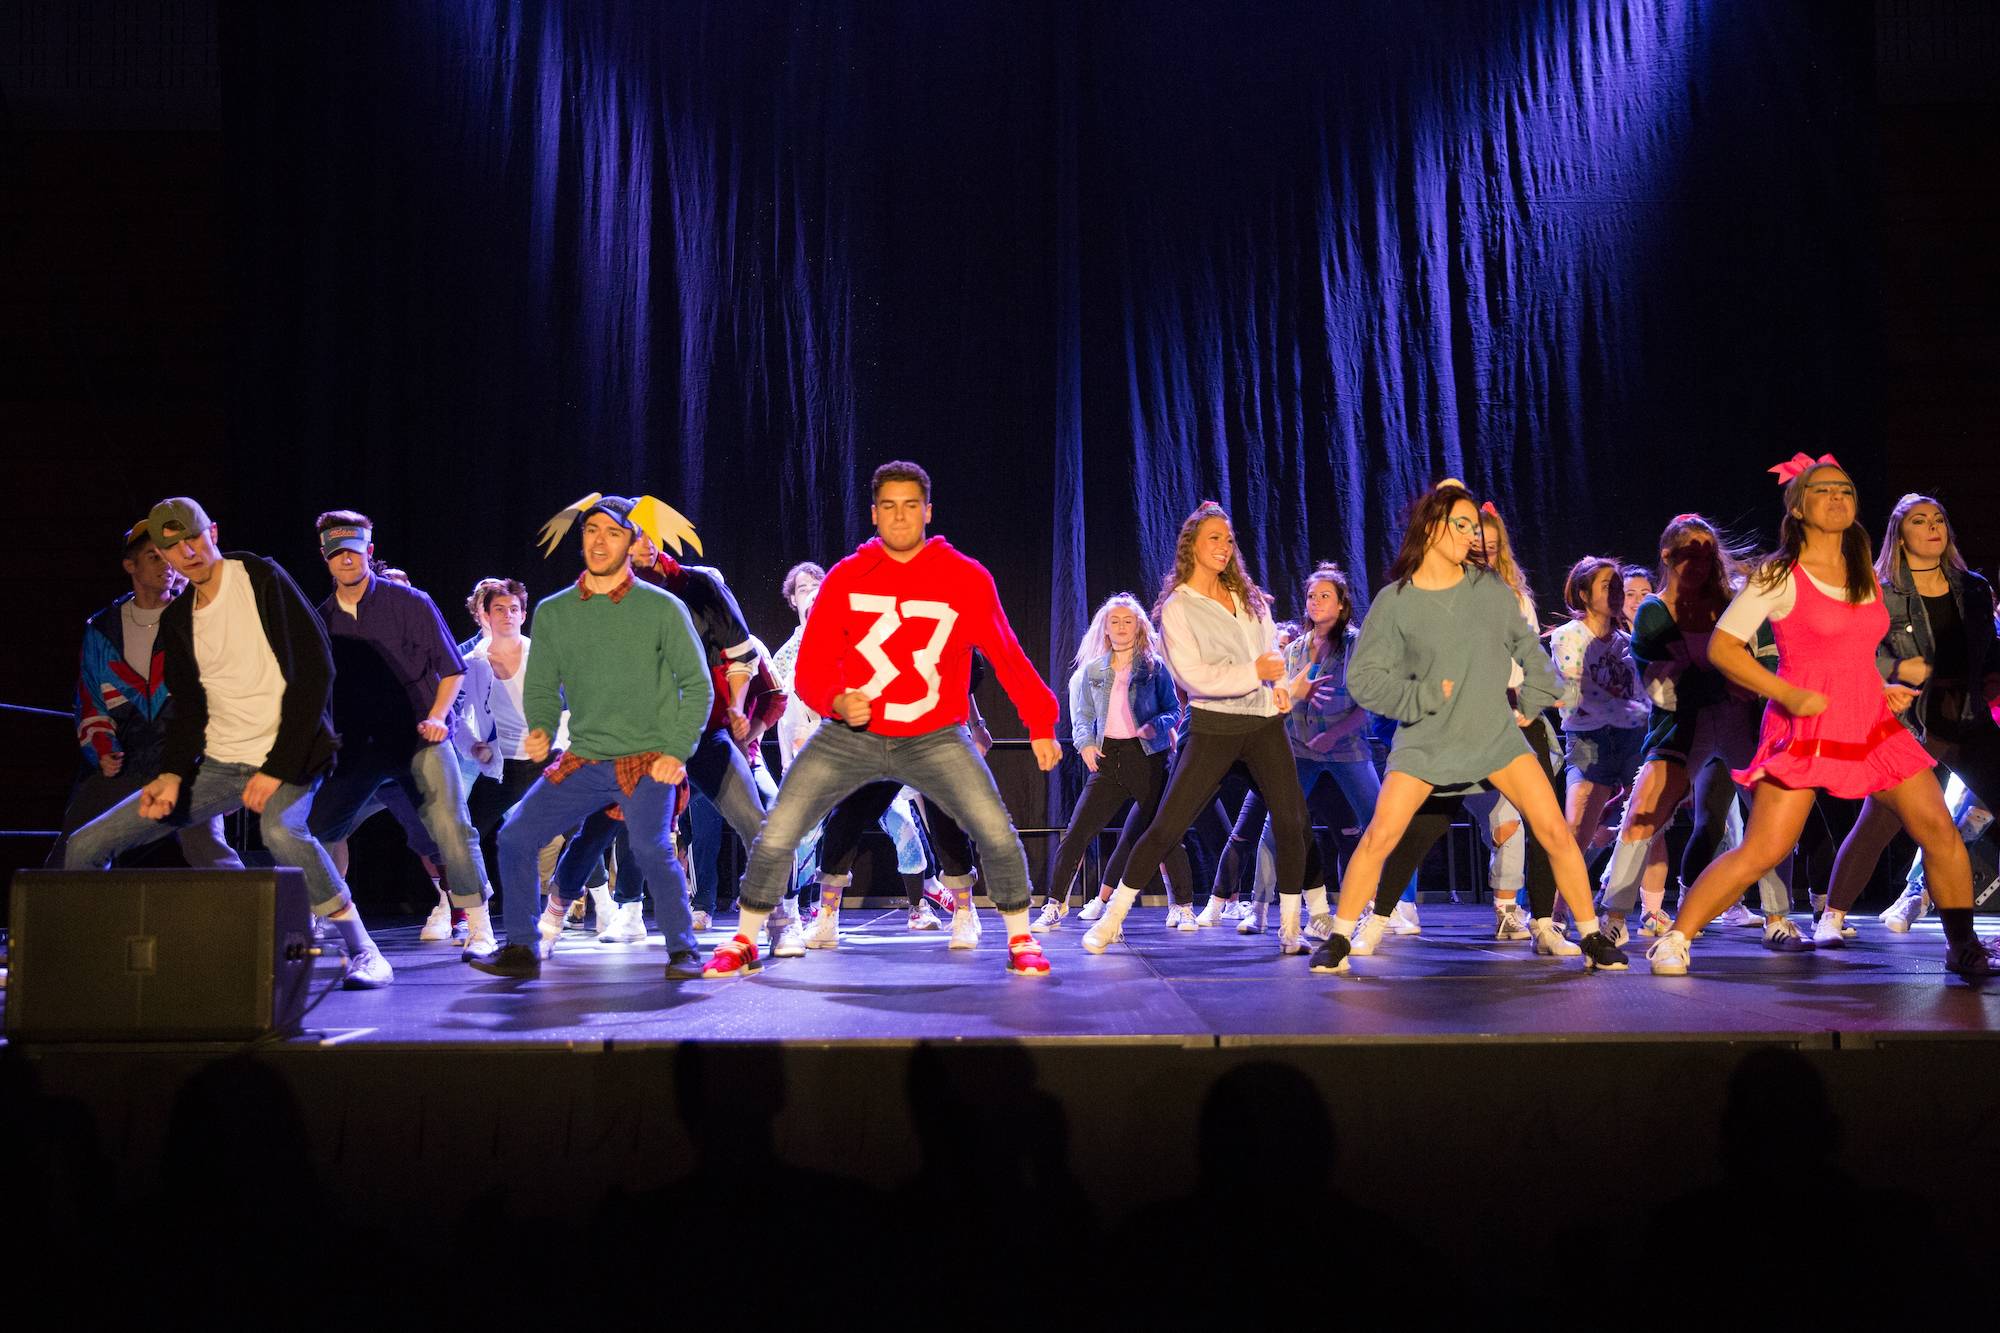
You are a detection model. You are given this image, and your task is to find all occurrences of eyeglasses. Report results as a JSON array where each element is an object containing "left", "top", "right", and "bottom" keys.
[
  {"left": 1804, "top": 483, "right": 1856, "bottom": 499},
  {"left": 1447, "top": 516, "right": 1478, "bottom": 534}
]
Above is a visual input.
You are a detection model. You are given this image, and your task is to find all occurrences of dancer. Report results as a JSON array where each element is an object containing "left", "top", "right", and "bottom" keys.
[
  {"left": 304, "top": 511, "right": 498, "bottom": 952},
  {"left": 468, "top": 495, "right": 713, "bottom": 979},
  {"left": 1079, "top": 502, "right": 1323, "bottom": 956},
  {"left": 1815, "top": 493, "right": 2000, "bottom": 945},
  {"left": 50, "top": 518, "right": 240, "bottom": 871},
  {"left": 64, "top": 498, "right": 397, "bottom": 987},
  {"left": 1547, "top": 556, "right": 1647, "bottom": 862},
  {"left": 700, "top": 460, "right": 1061, "bottom": 978},
  {"left": 1310, "top": 483, "right": 1629, "bottom": 974},
  {"left": 1620, "top": 566, "right": 1654, "bottom": 626},
  {"left": 1646, "top": 458, "right": 1997, "bottom": 977},
  {"left": 1035, "top": 593, "right": 1188, "bottom": 931}
]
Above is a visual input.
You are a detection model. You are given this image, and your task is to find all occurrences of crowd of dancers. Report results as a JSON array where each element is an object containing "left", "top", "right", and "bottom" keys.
[{"left": 52, "top": 453, "right": 2000, "bottom": 990}]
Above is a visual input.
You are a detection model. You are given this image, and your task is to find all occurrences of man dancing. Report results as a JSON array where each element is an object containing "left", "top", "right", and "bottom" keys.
[
  {"left": 64, "top": 498, "right": 394, "bottom": 988},
  {"left": 702, "top": 460, "right": 1061, "bottom": 978}
]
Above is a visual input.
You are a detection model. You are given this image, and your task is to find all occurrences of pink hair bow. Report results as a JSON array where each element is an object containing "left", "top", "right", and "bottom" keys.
[
  {"left": 1669, "top": 512, "right": 1702, "bottom": 525},
  {"left": 1478, "top": 501, "right": 1500, "bottom": 518},
  {"left": 1768, "top": 452, "right": 1841, "bottom": 485}
]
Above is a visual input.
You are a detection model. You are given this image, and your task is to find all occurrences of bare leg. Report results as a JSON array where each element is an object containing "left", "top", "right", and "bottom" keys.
[
  {"left": 1671, "top": 783, "right": 1815, "bottom": 937},
  {"left": 1826, "top": 795, "right": 1902, "bottom": 912},
  {"left": 1485, "top": 753, "right": 1598, "bottom": 925},
  {"left": 1332, "top": 772, "right": 1435, "bottom": 922}
]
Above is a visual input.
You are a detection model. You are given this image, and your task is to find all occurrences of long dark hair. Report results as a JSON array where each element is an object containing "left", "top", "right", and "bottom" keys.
[
  {"left": 1385, "top": 482, "right": 1477, "bottom": 588},
  {"left": 1563, "top": 556, "right": 1624, "bottom": 628},
  {"left": 1655, "top": 513, "right": 1749, "bottom": 613},
  {"left": 1300, "top": 562, "right": 1355, "bottom": 667},
  {"left": 1753, "top": 464, "right": 1876, "bottom": 603},
  {"left": 1157, "top": 502, "right": 1272, "bottom": 620}
]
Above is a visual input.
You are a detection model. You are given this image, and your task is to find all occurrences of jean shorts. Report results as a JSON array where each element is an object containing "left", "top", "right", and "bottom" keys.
[{"left": 1564, "top": 724, "right": 1646, "bottom": 787}]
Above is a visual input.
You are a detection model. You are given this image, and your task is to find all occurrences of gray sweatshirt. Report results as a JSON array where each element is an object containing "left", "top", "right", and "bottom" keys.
[{"left": 1347, "top": 568, "right": 1563, "bottom": 785}]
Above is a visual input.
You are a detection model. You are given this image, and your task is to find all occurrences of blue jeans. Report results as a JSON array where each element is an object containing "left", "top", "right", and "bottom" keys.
[
  {"left": 498, "top": 763, "right": 695, "bottom": 954},
  {"left": 308, "top": 741, "right": 491, "bottom": 909},
  {"left": 739, "top": 721, "right": 1032, "bottom": 913},
  {"left": 65, "top": 758, "right": 352, "bottom": 914}
]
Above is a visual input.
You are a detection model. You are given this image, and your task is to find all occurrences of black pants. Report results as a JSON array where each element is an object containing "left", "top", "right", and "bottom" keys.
[
  {"left": 1119, "top": 712, "right": 1310, "bottom": 898},
  {"left": 817, "top": 779, "right": 975, "bottom": 908},
  {"left": 467, "top": 757, "right": 543, "bottom": 896},
  {"left": 1045, "top": 738, "right": 1192, "bottom": 904}
]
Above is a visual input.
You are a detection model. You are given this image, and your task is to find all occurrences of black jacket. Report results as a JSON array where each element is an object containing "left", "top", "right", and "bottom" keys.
[
  {"left": 1878, "top": 563, "right": 2000, "bottom": 740},
  {"left": 158, "top": 552, "right": 341, "bottom": 786}
]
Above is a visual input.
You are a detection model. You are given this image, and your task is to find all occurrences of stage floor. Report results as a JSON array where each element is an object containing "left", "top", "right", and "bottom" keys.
[{"left": 211, "top": 902, "right": 2000, "bottom": 1049}]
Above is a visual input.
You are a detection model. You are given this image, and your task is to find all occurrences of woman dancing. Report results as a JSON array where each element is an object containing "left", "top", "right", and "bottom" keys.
[
  {"left": 1645, "top": 458, "right": 1997, "bottom": 977},
  {"left": 1814, "top": 493, "right": 2000, "bottom": 946},
  {"left": 1310, "top": 483, "right": 1630, "bottom": 974}
]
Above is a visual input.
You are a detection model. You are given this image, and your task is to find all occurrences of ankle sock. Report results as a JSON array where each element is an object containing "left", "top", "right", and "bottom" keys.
[
  {"left": 1331, "top": 914, "right": 1357, "bottom": 939},
  {"left": 1575, "top": 915, "right": 1601, "bottom": 937},
  {"left": 1303, "top": 886, "right": 1330, "bottom": 917}
]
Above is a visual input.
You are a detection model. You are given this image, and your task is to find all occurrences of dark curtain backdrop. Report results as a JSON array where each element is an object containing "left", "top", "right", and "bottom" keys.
[{"left": 218, "top": 0, "right": 1877, "bottom": 835}]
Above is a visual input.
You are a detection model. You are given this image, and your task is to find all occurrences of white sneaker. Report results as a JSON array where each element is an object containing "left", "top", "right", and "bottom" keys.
[
  {"left": 1879, "top": 885, "right": 1930, "bottom": 933},
  {"left": 1646, "top": 930, "right": 1691, "bottom": 975},
  {"left": 1388, "top": 900, "right": 1422, "bottom": 935},
  {"left": 588, "top": 885, "right": 617, "bottom": 930},
  {"left": 464, "top": 912, "right": 498, "bottom": 956},
  {"left": 690, "top": 909, "right": 714, "bottom": 932},
  {"left": 769, "top": 908, "right": 808, "bottom": 958},
  {"left": 1227, "top": 898, "right": 1255, "bottom": 920},
  {"left": 599, "top": 900, "right": 648, "bottom": 944},
  {"left": 1762, "top": 916, "right": 1815, "bottom": 953},
  {"left": 1194, "top": 896, "right": 1232, "bottom": 927},
  {"left": 418, "top": 904, "right": 454, "bottom": 942},
  {"left": 1349, "top": 912, "right": 1390, "bottom": 957},
  {"left": 1077, "top": 897, "right": 1108, "bottom": 922},
  {"left": 908, "top": 901, "right": 943, "bottom": 931},
  {"left": 1716, "top": 902, "right": 1762, "bottom": 929},
  {"left": 949, "top": 908, "right": 982, "bottom": 950},
  {"left": 1639, "top": 907, "right": 1676, "bottom": 937},
  {"left": 1494, "top": 902, "right": 1531, "bottom": 941},
  {"left": 1277, "top": 905, "right": 1308, "bottom": 955},
  {"left": 1165, "top": 904, "right": 1198, "bottom": 932},
  {"left": 1236, "top": 902, "right": 1268, "bottom": 934},
  {"left": 1603, "top": 915, "right": 1631, "bottom": 948},
  {"left": 1032, "top": 899, "right": 1067, "bottom": 932},
  {"left": 539, "top": 902, "right": 572, "bottom": 947},
  {"left": 1812, "top": 910, "right": 1849, "bottom": 948},
  {"left": 1302, "top": 912, "right": 1337, "bottom": 943},
  {"left": 805, "top": 908, "right": 840, "bottom": 950},
  {"left": 341, "top": 945, "right": 394, "bottom": 989},
  {"left": 1082, "top": 914, "right": 1126, "bottom": 954},
  {"left": 1531, "top": 917, "right": 1582, "bottom": 957}
]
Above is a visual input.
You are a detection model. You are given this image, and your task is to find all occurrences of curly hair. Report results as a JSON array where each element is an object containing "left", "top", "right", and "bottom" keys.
[{"left": 1155, "top": 502, "right": 1271, "bottom": 621}]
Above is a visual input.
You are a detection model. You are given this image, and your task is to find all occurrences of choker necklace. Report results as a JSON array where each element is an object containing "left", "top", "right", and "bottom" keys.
[{"left": 1906, "top": 562, "right": 1942, "bottom": 573}]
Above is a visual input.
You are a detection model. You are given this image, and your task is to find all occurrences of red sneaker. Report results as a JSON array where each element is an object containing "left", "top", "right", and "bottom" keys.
[
  {"left": 925, "top": 882, "right": 958, "bottom": 915},
  {"left": 701, "top": 934, "right": 762, "bottom": 978},
  {"left": 1006, "top": 934, "right": 1051, "bottom": 977}
]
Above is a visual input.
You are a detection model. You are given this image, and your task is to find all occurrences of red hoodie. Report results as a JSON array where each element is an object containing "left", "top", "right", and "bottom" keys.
[{"left": 793, "top": 536, "right": 1059, "bottom": 740}]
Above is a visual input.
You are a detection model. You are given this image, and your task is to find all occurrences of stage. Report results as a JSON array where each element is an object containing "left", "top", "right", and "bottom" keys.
[{"left": 7, "top": 902, "right": 2000, "bottom": 1319}]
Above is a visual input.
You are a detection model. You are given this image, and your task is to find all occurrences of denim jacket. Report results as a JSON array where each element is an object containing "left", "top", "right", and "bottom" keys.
[
  {"left": 1069, "top": 651, "right": 1180, "bottom": 756},
  {"left": 1877, "top": 563, "right": 1999, "bottom": 738}
]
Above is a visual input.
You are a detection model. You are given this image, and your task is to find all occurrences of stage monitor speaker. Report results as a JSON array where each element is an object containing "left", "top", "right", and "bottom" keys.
[{"left": 6, "top": 868, "right": 314, "bottom": 1041}]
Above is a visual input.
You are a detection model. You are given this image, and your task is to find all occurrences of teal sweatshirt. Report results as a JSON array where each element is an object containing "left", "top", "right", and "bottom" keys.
[{"left": 523, "top": 579, "right": 713, "bottom": 761}]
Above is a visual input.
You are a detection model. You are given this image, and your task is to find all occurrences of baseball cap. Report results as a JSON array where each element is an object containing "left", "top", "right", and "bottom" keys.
[
  {"left": 582, "top": 495, "right": 637, "bottom": 531},
  {"left": 147, "top": 497, "right": 214, "bottom": 549},
  {"left": 318, "top": 522, "right": 373, "bottom": 558}
]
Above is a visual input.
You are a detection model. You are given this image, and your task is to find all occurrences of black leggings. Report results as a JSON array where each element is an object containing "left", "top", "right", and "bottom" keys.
[
  {"left": 1680, "top": 759, "right": 1739, "bottom": 889},
  {"left": 819, "top": 779, "right": 974, "bottom": 908},
  {"left": 1119, "top": 713, "right": 1310, "bottom": 898},
  {"left": 1045, "top": 738, "right": 1192, "bottom": 904}
]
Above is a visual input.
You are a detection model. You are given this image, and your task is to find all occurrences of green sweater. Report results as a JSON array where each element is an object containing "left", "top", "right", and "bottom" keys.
[{"left": 523, "top": 580, "right": 714, "bottom": 761}]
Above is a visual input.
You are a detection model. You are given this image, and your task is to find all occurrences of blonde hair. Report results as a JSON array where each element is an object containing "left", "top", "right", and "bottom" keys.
[
  {"left": 1875, "top": 493, "right": 1966, "bottom": 585},
  {"left": 1156, "top": 502, "right": 1272, "bottom": 620},
  {"left": 1074, "top": 592, "right": 1164, "bottom": 671},
  {"left": 1476, "top": 504, "right": 1536, "bottom": 620}
]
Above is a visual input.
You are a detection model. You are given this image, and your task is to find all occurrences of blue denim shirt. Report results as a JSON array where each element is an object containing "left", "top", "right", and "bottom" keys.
[
  {"left": 1878, "top": 563, "right": 1998, "bottom": 738},
  {"left": 1069, "top": 651, "right": 1180, "bottom": 755}
]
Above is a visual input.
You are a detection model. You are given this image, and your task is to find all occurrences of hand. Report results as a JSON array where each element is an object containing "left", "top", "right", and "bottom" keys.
[
  {"left": 524, "top": 728, "right": 552, "bottom": 763},
  {"left": 138, "top": 773, "right": 181, "bottom": 820},
  {"left": 1286, "top": 671, "right": 1315, "bottom": 703},
  {"left": 1272, "top": 687, "right": 1293, "bottom": 714},
  {"left": 1136, "top": 721, "right": 1155, "bottom": 741},
  {"left": 1254, "top": 651, "right": 1285, "bottom": 682},
  {"left": 1080, "top": 744, "right": 1101, "bottom": 773},
  {"left": 832, "top": 691, "right": 873, "bottom": 727},
  {"left": 650, "top": 754, "right": 687, "bottom": 785},
  {"left": 1516, "top": 712, "right": 1532, "bottom": 728},
  {"left": 1440, "top": 679, "right": 1455, "bottom": 699},
  {"left": 1311, "top": 676, "right": 1342, "bottom": 705},
  {"left": 417, "top": 716, "right": 450, "bottom": 744},
  {"left": 726, "top": 706, "right": 751, "bottom": 742},
  {"left": 1785, "top": 687, "right": 1830, "bottom": 718},
  {"left": 1884, "top": 684, "right": 1919, "bottom": 716},
  {"left": 1896, "top": 658, "right": 1931, "bottom": 687},
  {"left": 969, "top": 724, "right": 994, "bottom": 756},
  {"left": 242, "top": 772, "right": 283, "bottom": 815},
  {"left": 471, "top": 741, "right": 495, "bottom": 764},
  {"left": 99, "top": 752, "right": 125, "bottom": 778},
  {"left": 1031, "top": 738, "right": 1062, "bottom": 772}
]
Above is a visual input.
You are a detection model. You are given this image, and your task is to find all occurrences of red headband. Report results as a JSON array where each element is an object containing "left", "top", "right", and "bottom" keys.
[
  {"left": 1669, "top": 512, "right": 1701, "bottom": 526},
  {"left": 1479, "top": 501, "right": 1500, "bottom": 518},
  {"left": 1768, "top": 452, "right": 1841, "bottom": 485}
]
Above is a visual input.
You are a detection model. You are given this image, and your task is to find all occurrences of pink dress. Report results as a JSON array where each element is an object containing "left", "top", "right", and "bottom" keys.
[{"left": 1733, "top": 571, "right": 1933, "bottom": 798}]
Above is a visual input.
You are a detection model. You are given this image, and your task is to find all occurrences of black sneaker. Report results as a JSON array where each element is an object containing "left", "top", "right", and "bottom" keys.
[
  {"left": 1309, "top": 933, "right": 1351, "bottom": 974},
  {"left": 1944, "top": 936, "right": 2000, "bottom": 978},
  {"left": 1579, "top": 931, "right": 1630, "bottom": 972},
  {"left": 664, "top": 949, "right": 705, "bottom": 981},
  {"left": 465, "top": 942, "right": 542, "bottom": 979}
]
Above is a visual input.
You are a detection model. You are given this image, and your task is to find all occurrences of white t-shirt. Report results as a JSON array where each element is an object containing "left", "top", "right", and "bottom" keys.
[
  {"left": 120, "top": 601, "right": 162, "bottom": 676},
  {"left": 192, "top": 560, "right": 286, "bottom": 766},
  {"left": 1716, "top": 566, "right": 1875, "bottom": 642}
]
